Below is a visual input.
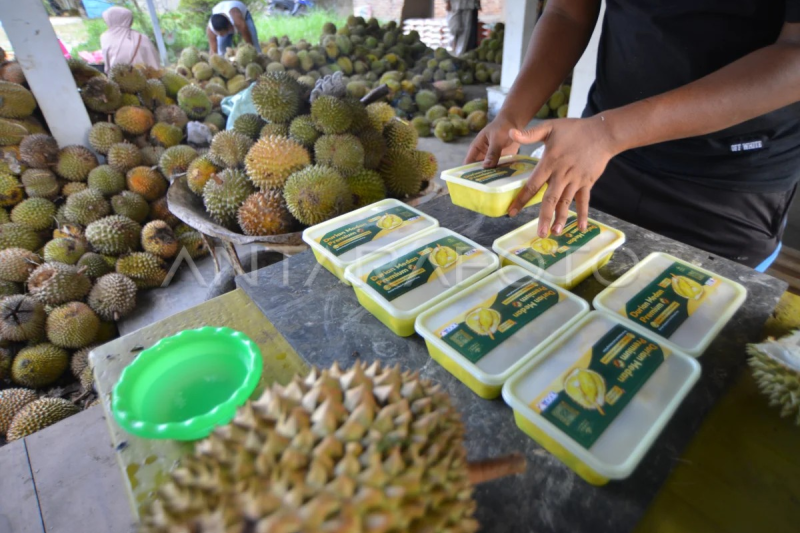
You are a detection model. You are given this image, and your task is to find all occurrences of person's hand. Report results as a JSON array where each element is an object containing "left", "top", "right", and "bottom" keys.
[
  {"left": 507, "top": 116, "right": 619, "bottom": 236},
  {"left": 464, "top": 114, "right": 522, "bottom": 167}
]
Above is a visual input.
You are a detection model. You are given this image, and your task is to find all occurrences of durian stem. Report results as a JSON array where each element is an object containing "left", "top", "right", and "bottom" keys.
[
  {"left": 467, "top": 453, "right": 527, "bottom": 485},
  {"left": 361, "top": 84, "right": 390, "bottom": 105}
]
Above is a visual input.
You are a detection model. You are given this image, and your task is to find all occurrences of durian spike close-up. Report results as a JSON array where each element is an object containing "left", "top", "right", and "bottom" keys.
[
  {"left": 140, "top": 362, "right": 526, "bottom": 533},
  {"left": 747, "top": 329, "right": 800, "bottom": 425}
]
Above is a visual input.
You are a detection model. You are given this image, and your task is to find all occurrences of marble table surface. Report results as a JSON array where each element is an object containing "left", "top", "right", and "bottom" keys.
[{"left": 237, "top": 195, "right": 787, "bottom": 533}]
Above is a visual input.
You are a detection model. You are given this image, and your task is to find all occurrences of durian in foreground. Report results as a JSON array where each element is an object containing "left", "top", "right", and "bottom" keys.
[
  {"left": 748, "top": 330, "right": 800, "bottom": 425},
  {"left": 141, "top": 362, "right": 525, "bottom": 533}
]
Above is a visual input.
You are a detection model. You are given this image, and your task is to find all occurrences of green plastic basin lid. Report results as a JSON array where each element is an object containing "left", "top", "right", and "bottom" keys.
[{"left": 112, "top": 327, "right": 263, "bottom": 441}]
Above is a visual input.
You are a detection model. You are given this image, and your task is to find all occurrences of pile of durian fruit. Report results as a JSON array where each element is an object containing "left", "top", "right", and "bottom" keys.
[
  {"left": 173, "top": 16, "right": 501, "bottom": 130},
  {"left": 183, "top": 70, "right": 439, "bottom": 235},
  {"left": 0, "top": 51, "right": 211, "bottom": 443}
]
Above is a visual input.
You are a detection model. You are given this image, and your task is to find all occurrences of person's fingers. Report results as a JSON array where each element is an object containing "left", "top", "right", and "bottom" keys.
[
  {"left": 575, "top": 187, "right": 591, "bottom": 231},
  {"left": 535, "top": 176, "right": 568, "bottom": 237},
  {"left": 508, "top": 160, "right": 551, "bottom": 217},
  {"left": 551, "top": 182, "right": 578, "bottom": 235},
  {"left": 465, "top": 141, "right": 487, "bottom": 165},
  {"left": 483, "top": 138, "right": 503, "bottom": 168},
  {"left": 510, "top": 124, "right": 550, "bottom": 145},
  {"left": 465, "top": 133, "right": 488, "bottom": 164}
]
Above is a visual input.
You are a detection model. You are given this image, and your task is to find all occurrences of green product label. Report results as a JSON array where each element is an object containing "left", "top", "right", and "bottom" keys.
[
  {"left": 459, "top": 159, "right": 537, "bottom": 184},
  {"left": 318, "top": 206, "right": 423, "bottom": 257},
  {"left": 531, "top": 325, "right": 669, "bottom": 449},
  {"left": 364, "top": 236, "right": 482, "bottom": 302},
  {"left": 509, "top": 217, "right": 602, "bottom": 270},
  {"left": 435, "top": 276, "right": 562, "bottom": 363},
  {"left": 623, "top": 262, "right": 720, "bottom": 338}
]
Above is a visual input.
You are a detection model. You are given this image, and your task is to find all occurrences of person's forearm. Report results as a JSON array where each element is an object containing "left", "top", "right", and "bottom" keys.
[
  {"left": 603, "top": 32, "right": 800, "bottom": 154},
  {"left": 207, "top": 29, "right": 218, "bottom": 54},
  {"left": 238, "top": 22, "right": 253, "bottom": 44},
  {"left": 498, "top": 0, "right": 600, "bottom": 129}
]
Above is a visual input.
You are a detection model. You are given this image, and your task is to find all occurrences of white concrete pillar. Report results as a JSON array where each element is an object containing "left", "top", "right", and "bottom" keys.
[
  {"left": 0, "top": 0, "right": 91, "bottom": 147},
  {"left": 567, "top": 1, "right": 605, "bottom": 118},
  {"left": 487, "top": 0, "right": 540, "bottom": 118},
  {"left": 499, "top": 0, "right": 539, "bottom": 90},
  {"left": 145, "top": 0, "right": 169, "bottom": 66}
]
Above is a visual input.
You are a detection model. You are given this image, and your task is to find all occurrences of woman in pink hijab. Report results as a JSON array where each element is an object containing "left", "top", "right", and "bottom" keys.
[{"left": 100, "top": 6, "right": 160, "bottom": 72}]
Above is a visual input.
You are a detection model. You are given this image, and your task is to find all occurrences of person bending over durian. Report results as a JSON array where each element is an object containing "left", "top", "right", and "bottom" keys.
[
  {"left": 206, "top": 1, "right": 261, "bottom": 56},
  {"left": 468, "top": 0, "right": 800, "bottom": 271}
]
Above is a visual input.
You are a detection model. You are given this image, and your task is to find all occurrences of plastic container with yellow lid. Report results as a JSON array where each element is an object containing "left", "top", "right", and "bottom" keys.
[
  {"left": 344, "top": 227, "right": 499, "bottom": 337},
  {"left": 441, "top": 155, "right": 545, "bottom": 217},
  {"left": 502, "top": 311, "right": 701, "bottom": 485},
  {"left": 302, "top": 199, "right": 439, "bottom": 283},
  {"left": 415, "top": 265, "right": 589, "bottom": 399},
  {"left": 493, "top": 212, "right": 626, "bottom": 289},
  {"left": 592, "top": 252, "right": 747, "bottom": 357}
]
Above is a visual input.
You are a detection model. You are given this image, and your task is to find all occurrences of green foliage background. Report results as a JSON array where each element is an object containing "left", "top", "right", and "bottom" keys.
[{"left": 71, "top": 1, "right": 347, "bottom": 62}]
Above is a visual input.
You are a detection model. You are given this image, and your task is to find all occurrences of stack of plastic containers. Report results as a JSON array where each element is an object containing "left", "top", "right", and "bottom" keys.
[{"left": 303, "top": 185, "right": 748, "bottom": 483}]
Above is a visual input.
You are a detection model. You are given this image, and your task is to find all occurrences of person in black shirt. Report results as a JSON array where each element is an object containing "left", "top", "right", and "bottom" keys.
[{"left": 467, "top": 0, "right": 800, "bottom": 269}]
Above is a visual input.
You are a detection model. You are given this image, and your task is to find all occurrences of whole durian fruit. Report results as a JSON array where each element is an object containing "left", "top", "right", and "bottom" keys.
[
  {"left": 748, "top": 330, "right": 800, "bottom": 425},
  {"left": 383, "top": 118, "right": 418, "bottom": 151},
  {"left": 107, "top": 142, "right": 144, "bottom": 173},
  {"left": 11, "top": 343, "right": 70, "bottom": 387},
  {"left": 141, "top": 220, "right": 179, "bottom": 258},
  {"left": 6, "top": 398, "right": 80, "bottom": 441},
  {"left": 140, "top": 362, "right": 480, "bottom": 533},
  {"left": 116, "top": 252, "right": 168, "bottom": 289},
  {"left": 88, "top": 273, "right": 137, "bottom": 321},
  {"left": 46, "top": 302, "right": 100, "bottom": 349},
  {"left": 159, "top": 145, "right": 198, "bottom": 180},
  {"left": 311, "top": 95, "right": 352, "bottom": 134},
  {"left": 127, "top": 166, "right": 168, "bottom": 201},
  {"left": 0, "top": 247, "right": 42, "bottom": 282},
  {"left": 43, "top": 237, "right": 88, "bottom": 265},
  {"left": 0, "top": 294, "right": 46, "bottom": 342},
  {"left": 55, "top": 145, "right": 98, "bottom": 182},
  {"left": 27, "top": 262, "right": 92, "bottom": 306},
  {"left": 0, "top": 81, "right": 37, "bottom": 118},
  {"left": 244, "top": 135, "right": 311, "bottom": 190},
  {"left": 88, "top": 165, "right": 126, "bottom": 197},
  {"left": 10, "top": 197, "right": 56, "bottom": 231},
  {"left": 19, "top": 134, "right": 58, "bottom": 168},
  {"left": 21, "top": 169, "right": 60, "bottom": 200},
  {"left": 237, "top": 190, "right": 295, "bottom": 236},
  {"left": 109, "top": 63, "right": 147, "bottom": 93},
  {"left": 186, "top": 156, "right": 220, "bottom": 195},
  {"left": 64, "top": 188, "right": 111, "bottom": 226},
  {"left": 177, "top": 85, "right": 212, "bottom": 119},
  {"left": 314, "top": 134, "right": 364, "bottom": 176},
  {"left": 202, "top": 168, "right": 255, "bottom": 228},
  {"left": 347, "top": 169, "right": 387, "bottom": 208},
  {"left": 116, "top": 104, "right": 156, "bottom": 135},
  {"left": 0, "top": 388, "right": 38, "bottom": 437},
  {"left": 379, "top": 149, "right": 423, "bottom": 197},
  {"left": 251, "top": 71, "right": 303, "bottom": 124},
  {"left": 283, "top": 165, "right": 352, "bottom": 225},
  {"left": 232, "top": 113, "right": 266, "bottom": 140},
  {"left": 208, "top": 130, "right": 254, "bottom": 169},
  {"left": 85, "top": 215, "right": 142, "bottom": 255},
  {"left": 0, "top": 223, "right": 42, "bottom": 251}
]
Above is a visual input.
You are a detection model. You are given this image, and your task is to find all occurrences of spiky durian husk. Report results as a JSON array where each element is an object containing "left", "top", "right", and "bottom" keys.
[
  {"left": 748, "top": 330, "right": 800, "bottom": 425},
  {"left": 251, "top": 71, "right": 303, "bottom": 124},
  {"left": 208, "top": 130, "right": 254, "bottom": 169},
  {"left": 141, "top": 362, "right": 478, "bottom": 533},
  {"left": 244, "top": 135, "right": 310, "bottom": 190}
]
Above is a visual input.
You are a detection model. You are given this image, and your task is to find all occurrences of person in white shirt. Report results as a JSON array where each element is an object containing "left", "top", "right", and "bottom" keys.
[
  {"left": 447, "top": 0, "right": 481, "bottom": 56},
  {"left": 207, "top": 1, "right": 261, "bottom": 55}
]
